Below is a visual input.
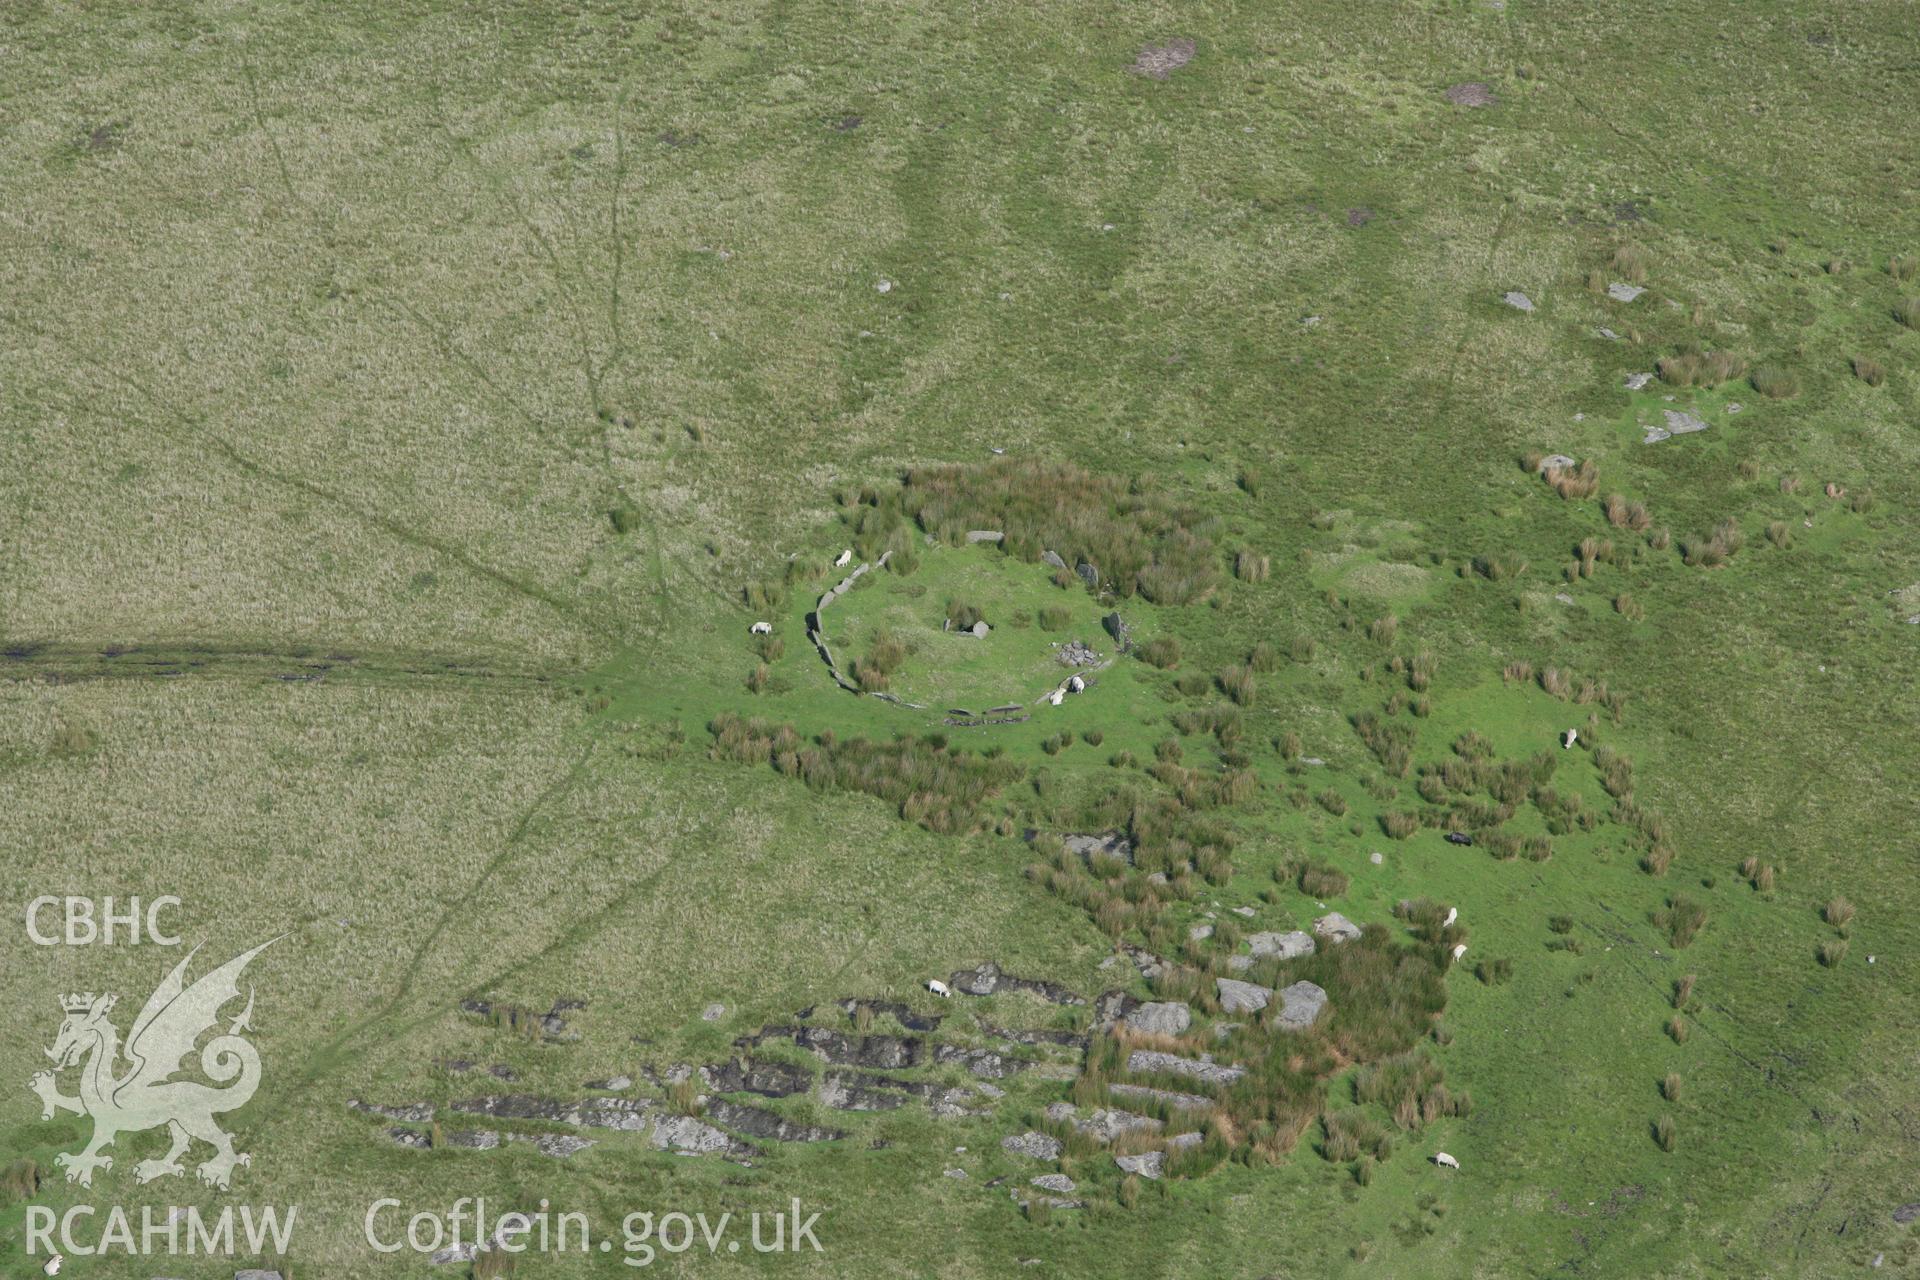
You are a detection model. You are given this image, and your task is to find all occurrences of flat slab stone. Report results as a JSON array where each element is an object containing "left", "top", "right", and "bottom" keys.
[
  {"left": 1248, "top": 930, "right": 1315, "bottom": 960},
  {"left": 1536, "top": 453, "right": 1577, "bottom": 473},
  {"left": 1607, "top": 282, "right": 1645, "bottom": 302},
  {"left": 1216, "top": 978, "right": 1272, "bottom": 1014},
  {"left": 1313, "top": 912, "right": 1362, "bottom": 944},
  {"left": 650, "top": 1114, "right": 740, "bottom": 1155},
  {"left": 1624, "top": 372, "right": 1653, "bottom": 391},
  {"left": 1502, "top": 290, "right": 1535, "bottom": 312},
  {"left": 1125, "top": 1001, "right": 1193, "bottom": 1037},
  {"left": 1274, "top": 981, "right": 1330, "bottom": 1032},
  {"left": 1107, "top": 1082, "right": 1213, "bottom": 1110},
  {"left": 1125, "top": 1050, "right": 1245, "bottom": 1087},
  {"left": 1076, "top": 1107, "right": 1163, "bottom": 1142},
  {"left": 1116, "top": 1151, "right": 1166, "bottom": 1180},
  {"left": 1032, "top": 1173, "right": 1076, "bottom": 1193},
  {"left": 1001, "top": 1131, "right": 1063, "bottom": 1161}
]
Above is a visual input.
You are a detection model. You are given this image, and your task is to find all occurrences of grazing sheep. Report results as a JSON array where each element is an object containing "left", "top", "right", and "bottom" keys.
[
  {"left": 750, "top": 621, "right": 772, "bottom": 635},
  {"left": 1067, "top": 675, "right": 1085, "bottom": 693},
  {"left": 1443, "top": 907, "right": 1458, "bottom": 928},
  {"left": 834, "top": 548, "right": 853, "bottom": 568},
  {"left": 42, "top": 1256, "right": 63, "bottom": 1277},
  {"left": 1433, "top": 1152, "right": 1460, "bottom": 1170},
  {"left": 1561, "top": 728, "right": 1578, "bottom": 749},
  {"left": 1048, "top": 689, "right": 1066, "bottom": 707},
  {"left": 927, "top": 979, "right": 952, "bottom": 998},
  {"left": 1445, "top": 832, "right": 1474, "bottom": 847},
  {"left": 1451, "top": 943, "right": 1468, "bottom": 962}
]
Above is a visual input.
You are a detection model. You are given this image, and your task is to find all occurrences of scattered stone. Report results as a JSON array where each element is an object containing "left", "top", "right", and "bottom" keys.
[
  {"left": 1132, "top": 38, "right": 1196, "bottom": 80},
  {"left": 1216, "top": 979, "right": 1272, "bottom": 1014},
  {"left": 1247, "top": 930, "right": 1315, "bottom": 960},
  {"left": 1116, "top": 1151, "right": 1166, "bottom": 1179},
  {"left": 702, "top": 1003, "right": 726, "bottom": 1022},
  {"left": 350, "top": 1099, "right": 435, "bottom": 1124},
  {"left": 449, "top": 1094, "right": 652, "bottom": 1132},
  {"left": 1188, "top": 923, "right": 1214, "bottom": 942},
  {"left": 1075, "top": 562, "right": 1099, "bottom": 588},
  {"left": 1274, "top": 981, "right": 1330, "bottom": 1032},
  {"left": 836, "top": 997, "right": 944, "bottom": 1033},
  {"left": 1231, "top": 905, "right": 1255, "bottom": 918},
  {"left": 1120, "top": 943, "right": 1167, "bottom": 981},
  {"left": 745, "top": 1025, "right": 925, "bottom": 1070},
  {"left": 1302, "top": 314, "right": 1322, "bottom": 327},
  {"left": 969, "top": 620, "right": 990, "bottom": 638},
  {"left": 1032, "top": 1174, "right": 1076, "bottom": 1194},
  {"left": 1502, "top": 291, "right": 1535, "bottom": 312},
  {"left": 1598, "top": 326, "right": 1621, "bottom": 340},
  {"left": 699, "top": 1057, "right": 813, "bottom": 1098},
  {"left": 511, "top": 1132, "right": 595, "bottom": 1158},
  {"left": 1313, "top": 912, "right": 1362, "bottom": 944},
  {"left": 1213, "top": 1022, "right": 1241, "bottom": 1042},
  {"left": 585, "top": 1075, "right": 633, "bottom": 1092},
  {"left": 819, "top": 1074, "right": 908, "bottom": 1112},
  {"left": 1625, "top": 372, "right": 1653, "bottom": 391},
  {"left": 442, "top": 1128, "right": 502, "bottom": 1151},
  {"left": 1125, "top": 1001, "right": 1193, "bottom": 1036},
  {"left": 1726, "top": 401, "right": 1743, "bottom": 414},
  {"left": 1607, "top": 282, "right": 1645, "bottom": 302},
  {"left": 966, "top": 529, "right": 1005, "bottom": 543},
  {"left": 1369, "top": 851, "right": 1384, "bottom": 865},
  {"left": 1536, "top": 454, "right": 1577, "bottom": 474},
  {"left": 1446, "top": 81, "right": 1498, "bottom": 107},
  {"left": 947, "top": 962, "right": 1084, "bottom": 1005},
  {"left": 876, "top": 279, "right": 892, "bottom": 293},
  {"left": 1665, "top": 408, "right": 1710, "bottom": 434},
  {"left": 1101, "top": 612, "right": 1133, "bottom": 651},
  {"left": 706, "top": 1098, "right": 845, "bottom": 1144},
  {"left": 1056, "top": 638, "right": 1102, "bottom": 667},
  {"left": 933, "top": 1043, "right": 1031, "bottom": 1080},
  {"left": 1894, "top": 1202, "right": 1920, "bottom": 1225},
  {"left": 1091, "top": 989, "right": 1140, "bottom": 1029},
  {"left": 1445, "top": 831, "right": 1474, "bottom": 846},
  {"left": 1555, "top": 592, "right": 1576, "bottom": 605},
  {"left": 1042, "top": 550, "right": 1067, "bottom": 570},
  {"left": 1125, "top": 1050, "right": 1246, "bottom": 1087},
  {"left": 1002, "top": 1131, "right": 1064, "bottom": 1161}
]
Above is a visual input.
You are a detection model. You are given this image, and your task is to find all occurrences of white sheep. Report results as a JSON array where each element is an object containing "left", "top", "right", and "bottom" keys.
[
  {"left": 834, "top": 548, "right": 853, "bottom": 568},
  {"left": 1451, "top": 943, "right": 1468, "bottom": 962},
  {"left": 926, "top": 979, "right": 952, "bottom": 998},
  {"left": 1067, "top": 675, "right": 1085, "bottom": 693},
  {"left": 1561, "top": 728, "right": 1578, "bottom": 749},
  {"left": 750, "top": 621, "right": 772, "bottom": 635},
  {"left": 1433, "top": 1152, "right": 1460, "bottom": 1170},
  {"left": 43, "top": 1256, "right": 64, "bottom": 1277},
  {"left": 1443, "top": 907, "right": 1458, "bottom": 928},
  {"left": 1048, "top": 689, "right": 1066, "bottom": 707}
]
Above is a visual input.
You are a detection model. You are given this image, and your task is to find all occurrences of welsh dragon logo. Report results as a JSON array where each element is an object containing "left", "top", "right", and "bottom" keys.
[{"left": 28, "top": 939, "right": 277, "bottom": 1190}]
